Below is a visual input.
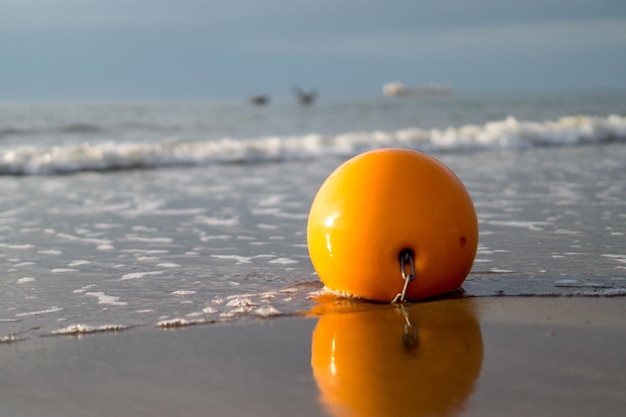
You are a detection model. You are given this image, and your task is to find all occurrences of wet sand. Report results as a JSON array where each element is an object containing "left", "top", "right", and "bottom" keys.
[{"left": 1, "top": 296, "right": 625, "bottom": 417}]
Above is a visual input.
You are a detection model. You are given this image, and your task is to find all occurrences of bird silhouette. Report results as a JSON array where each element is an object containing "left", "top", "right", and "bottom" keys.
[{"left": 293, "top": 87, "right": 318, "bottom": 106}]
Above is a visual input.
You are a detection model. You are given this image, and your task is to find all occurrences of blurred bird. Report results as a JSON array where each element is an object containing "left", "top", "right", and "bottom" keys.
[
  {"left": 293, "top": 87, "right": 318, "bottom": 106},
  {"left": 249, "top": 95, "right": 270, "bottom": 106}
]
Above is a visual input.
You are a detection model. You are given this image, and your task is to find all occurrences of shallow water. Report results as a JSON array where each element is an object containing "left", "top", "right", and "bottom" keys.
[
  {"left": 1, "top": 92, "right": 626, "bottom": 344},
  {"left": 1, "top": 143, "right": 624, "bottom": 344}
]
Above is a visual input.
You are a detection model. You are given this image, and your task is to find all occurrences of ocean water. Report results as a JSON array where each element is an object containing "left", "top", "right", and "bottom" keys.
[{"left": 1, "top": 91, "right": 625, "bottom": 343}]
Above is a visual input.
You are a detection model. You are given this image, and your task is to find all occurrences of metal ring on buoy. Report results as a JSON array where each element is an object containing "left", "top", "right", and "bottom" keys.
[{"left": 307, "top": 148, "right": 478, "bottom": 302}]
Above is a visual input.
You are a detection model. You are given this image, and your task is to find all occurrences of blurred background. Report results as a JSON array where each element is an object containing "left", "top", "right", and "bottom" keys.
[{"left": 2, "top": 0, "right": 625, "bottom": 100}]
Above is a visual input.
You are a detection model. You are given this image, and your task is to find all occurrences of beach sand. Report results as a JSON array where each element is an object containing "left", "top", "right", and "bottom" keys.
[{"left": 1, "top": 296, "right": 625, "bottom": 417}]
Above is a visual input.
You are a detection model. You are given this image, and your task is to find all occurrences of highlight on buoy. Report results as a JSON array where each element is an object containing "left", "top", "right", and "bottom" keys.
[{"left": 307, "top": 148, "right": 478, "bottom": 302}]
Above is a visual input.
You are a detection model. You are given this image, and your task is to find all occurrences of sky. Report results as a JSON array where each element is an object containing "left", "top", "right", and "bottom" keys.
[{"left": 1, "top": 0, "right": 626, "bottom": 100}]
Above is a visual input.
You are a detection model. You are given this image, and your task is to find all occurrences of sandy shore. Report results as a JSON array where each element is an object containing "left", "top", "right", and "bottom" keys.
[{"left": 1, "top": 296, "right": 625, "bottom": 417}]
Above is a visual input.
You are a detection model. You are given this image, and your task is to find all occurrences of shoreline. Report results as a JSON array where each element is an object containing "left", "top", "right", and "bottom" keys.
[{"left": 1, "top": 296, "right": 625, "bottom": 417}]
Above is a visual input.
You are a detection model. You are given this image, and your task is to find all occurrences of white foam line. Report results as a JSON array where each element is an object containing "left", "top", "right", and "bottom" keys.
[
  {"left": 602, "top": 254, "right": 626, "bottom": 264},
  {"left": 0, "top": 243, "right": 34, "bottom": 250},
  {"left": 3, "top": 114, "right": 625, "bottom": 175},
  {"left": 121, "top": 236, "right": 173, "bottom": 243},
  {"left": 156, "top": 318, "right": 213, "bottom": 328},
  {"left": 200, "top": 234, "right": 232, "bottom": 241},
  {"left": 132, "top": 226, "right": 158, "bottom": 232},
  {"left": 16, "top": 306, "right": 64, "bottom": 317},
  {"left": 569, "top": 288, "right": 626, "bottom": 297},
  {"left": 38, "top": 249, "right": 63, "bottom": 255},
  {"left": 257, "top": 223, "right": 279, "bottom": 230},
  {"left": 121, "top": 208, "right": 206, "bottom": 217},
  {"left": 226, "top": 298, "right": 258, "bottom": 307},
  {"left": 256, "top": 195, "right": 284, "bottom": 207},
  {"left": 195, "top": 215, "right": 240, "bottom": 226},
  {"left": 51, "top": 324, "right": 130, "bottom": 335},
  {"left": 273, "top": 212, "right": 309, "bottom": 220},
  {"left": 85, "top": 292, "right": 127, "bottom": 306},
  {"left": 268, "top": 257, "right": 299, "bottom": 264},
  {"left": 483, "top": 220, "right": 552, "bottom": 231},
  {"left": 121, "top": 249, "right": 170, "bottom": 254},
  {"left": 172, "top": 290, "right": 197, "bottom": 296},
  {"left": 120, "top": 270, "right": 165, "bottom": 281},
  {"left": 211, "top": 255, "right": 253, "bottom": 264},
  {"left": 56, "top": 233, "right": 112, "bottom": 245},
  {"left": 555, "top": 279, "right": 579, "bottom": 286},
  {"left": 254, "top": 305, "right": 282, "bottom": 317},
  {"left": 68, "top": 260, "right": 91, "bottom": 266},
  {"left": 1, "top": 333, "right": 24, "bottom": 343},
  {"left": 94, "top": 223, "right": 123, "bottom": 229},
  {"left": 73, "top": 284, "right": 96, "bottom": 293}
]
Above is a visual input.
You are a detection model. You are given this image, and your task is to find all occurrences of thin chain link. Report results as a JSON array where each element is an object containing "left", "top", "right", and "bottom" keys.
[{"left": 392, "top": 249, "right": 415, "bottom": 303}]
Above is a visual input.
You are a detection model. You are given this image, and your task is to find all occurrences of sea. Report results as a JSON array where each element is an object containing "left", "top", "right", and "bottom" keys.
[{"left": 1, "top": 90, "right": 625, "bottom": 344}]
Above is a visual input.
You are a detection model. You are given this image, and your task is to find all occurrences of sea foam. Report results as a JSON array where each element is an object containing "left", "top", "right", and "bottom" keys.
[{"left": 0, "top": 114, "right": 624, "bottom": 175}]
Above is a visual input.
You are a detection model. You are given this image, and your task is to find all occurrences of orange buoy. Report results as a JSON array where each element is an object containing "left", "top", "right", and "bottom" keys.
[{"left": 307, "top": 148, "right": 478, "bottom": 302}]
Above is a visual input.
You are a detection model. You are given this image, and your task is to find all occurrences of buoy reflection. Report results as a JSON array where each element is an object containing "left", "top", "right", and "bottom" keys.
[{"left": 310, "top": 296, "right": 483, "bottom": 417}]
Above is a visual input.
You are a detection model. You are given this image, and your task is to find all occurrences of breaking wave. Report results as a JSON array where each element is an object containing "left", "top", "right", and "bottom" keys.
[{"left": 1, "top": 114, "right": 625, "bottom": 175}]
